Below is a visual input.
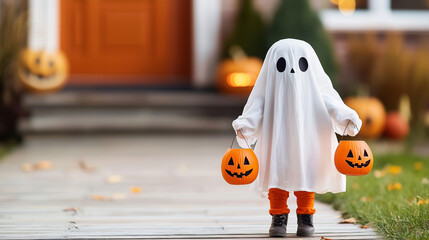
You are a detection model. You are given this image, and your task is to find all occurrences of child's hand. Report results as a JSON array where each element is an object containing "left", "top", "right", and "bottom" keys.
[
  {"left": 344, "top": 117, "right": 362, "bottom": 136},
  {"left": 237, "top": 130, "right": 245, "bottom": 140}
]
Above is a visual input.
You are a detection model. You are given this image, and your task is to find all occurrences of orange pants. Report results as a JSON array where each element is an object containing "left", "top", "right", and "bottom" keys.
[{"left": 268, "top": 188, "right": 316, "bottom": 215}]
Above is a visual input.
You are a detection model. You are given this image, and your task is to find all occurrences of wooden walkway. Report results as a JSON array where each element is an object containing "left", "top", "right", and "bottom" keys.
[{"left": 0, "top": 134, "right": 380, "bottom": 239}]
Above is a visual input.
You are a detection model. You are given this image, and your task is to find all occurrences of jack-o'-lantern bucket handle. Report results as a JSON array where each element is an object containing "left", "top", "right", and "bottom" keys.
[
  {"left": 341, "top": 120, "right": 361, "bottom": 141},
  {"left": 230, "top": 129, "right": 252, "bottom": 149}
]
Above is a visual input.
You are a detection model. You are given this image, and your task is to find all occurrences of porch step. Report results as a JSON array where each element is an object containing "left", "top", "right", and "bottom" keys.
[
  {"left": 20, "top": 91, "right": 247, "bottom": 134},
  {"left": 23, "top": 91, "right": 247, "bottom": 109}
]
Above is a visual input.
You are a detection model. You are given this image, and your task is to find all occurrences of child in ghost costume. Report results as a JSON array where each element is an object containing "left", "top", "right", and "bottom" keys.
[{"left": 232, "top": 39, "right": 362, "bottom": 237}]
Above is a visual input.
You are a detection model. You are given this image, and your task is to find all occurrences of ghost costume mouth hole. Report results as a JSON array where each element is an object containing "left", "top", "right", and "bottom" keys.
[
  {"left": 345, "top": 159, "right": 371, "bottom": 168},
  {"left": 225, "top": 169, "right": 253, "bottom": 178}
]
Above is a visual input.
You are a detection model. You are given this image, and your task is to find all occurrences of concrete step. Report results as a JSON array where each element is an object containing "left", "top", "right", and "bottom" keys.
[
  {"left": 21, "top": 91, "right": 247, "bottom": 134},
  {"left": 24, "top": 91, "right": 247, "bottom": 109}
]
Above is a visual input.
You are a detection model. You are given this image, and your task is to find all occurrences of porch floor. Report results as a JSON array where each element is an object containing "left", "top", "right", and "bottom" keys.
[
  {"left": 0, "top": 134, "right": 380, "bottom": 239},
  {"left": 20, "top": 91, "right": 247, "bottom": 134}
]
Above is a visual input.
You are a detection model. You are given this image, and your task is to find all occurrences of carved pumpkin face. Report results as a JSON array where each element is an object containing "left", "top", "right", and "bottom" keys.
[
  {"left": 221, "top": 148, "right": 259, "bottom": 185},
  {"left": 335, "top": 140, "right": 373, "bottom": 176},
  {"left": 18, "top": 49, "right": 68, "bottom": 93}
]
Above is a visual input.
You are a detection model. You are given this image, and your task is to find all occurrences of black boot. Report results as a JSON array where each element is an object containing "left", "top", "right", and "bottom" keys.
[
  {"left": 297, "top": 214, "right": 315, "bottom": 237},
  {"left": 269, "top": 214, "right": 288, "bottom": 237}
]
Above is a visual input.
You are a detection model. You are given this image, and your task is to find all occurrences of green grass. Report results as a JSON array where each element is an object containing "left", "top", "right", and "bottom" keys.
[
  {"left": 317, "top": 153, "right": 429, "bottom": 240},
  {"left": 0, "top": 142, "right": 14, "bottom": 161}
]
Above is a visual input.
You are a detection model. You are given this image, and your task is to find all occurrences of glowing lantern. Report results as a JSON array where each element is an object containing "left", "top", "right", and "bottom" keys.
[
  {"left": 216, "top": 57, "right": 262, "bottom": 95},
  {"left": 227, "top": 73, "right": 254, "bottom": 87}
]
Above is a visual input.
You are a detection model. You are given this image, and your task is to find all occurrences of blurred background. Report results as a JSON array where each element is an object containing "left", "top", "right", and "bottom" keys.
[
  {"left": 1, "top": 0, "right": 429, "bottom": 147},
  {"left": 1, "top": 2, "right": 428, "bottom": 238}
]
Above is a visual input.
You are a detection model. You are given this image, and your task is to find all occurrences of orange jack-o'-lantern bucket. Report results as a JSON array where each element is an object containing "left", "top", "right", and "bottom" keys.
[
  {"left": 221, "top": 131, "right": 259, "bottom": 185},
  {"left": 335, "top": 121, "right": 374, "bottom": 176}
]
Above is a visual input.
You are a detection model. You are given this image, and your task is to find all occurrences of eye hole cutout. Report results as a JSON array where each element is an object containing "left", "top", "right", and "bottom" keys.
[
  {"left": 244, "top": 157, "right": 250, "bottom": 165},
  {"left": 347, "top": 150, "right": 354, "bottom": 158},
  {"left": 364, "top": 150, "right": 368, "bottom": 157},
  {"left": 299, "top": 57, "right": 308, "bottom": 72},
  {"left": 276, "top": 57, "right": 286, "bottom": 72},
  {"left": 35, "top": 58, "right": 41, "bottom": 65},
  {"left": 49, "top": 60, "right": 55, "bottom": 68},
  {"left": 228, "top": 157, "right": 234, "bottom": 166}
]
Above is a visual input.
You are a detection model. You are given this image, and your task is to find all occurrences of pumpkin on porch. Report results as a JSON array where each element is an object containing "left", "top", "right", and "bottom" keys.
[
  {"left": 384, "top": 112, "right": 409, "bottom": 140},
  {"left": 216, "top": 48, "right": 262, "bottom": 95},
  {"left": 344, "top": 97, "right": 386, "bottom": 139},
  {"left": 18, "top": 49, "right": 68, "bottom": 93},
  {"left": 335, "top": 140, "right": 373, "bottom": 176},
  {"left": 221, "top": 148, "right": 259, "bottom": 185}
]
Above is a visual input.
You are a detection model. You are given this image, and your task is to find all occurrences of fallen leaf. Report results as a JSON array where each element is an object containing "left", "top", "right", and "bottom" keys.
[
  {"left": 91, "top": 195, "right": 104, "bottom": 201},
  {"left": 360, "top": 196, "right": 372, "bottom": 202},
  {"left": 409, "top": 197, "right": 419, "bottom": 205},
  {"left": 373, "top": 170, "right": 385, "bottom": 178},
  {"left": 414, "top": 162, "right": 423, "bottom": 170},
  {"left": 387, "top": 183, "right": 392, "bottom": 191},
  {"left": 387, "top": 182, "right": 402, "bottom": 191},
  {"left": 21, "top": 163, "right": 34, "bottom": 172},
  {"left": 393, "top": 182, "right": 402, "bottom": 190},
  {"left": 339, "top": 217, "right": 357, "bottom": 224},
  {"left": 111, "top": 193, "right": 127, "bottom": 200},
  {"left": 352, "top": 183, "right": 359, "bottom": 189},
  {"left": 421, "top": 178, "right": 429, "bottom": 185},
  {"left": 63, "top": 207, "right": 78, "bottom": 213},
  {"left": 79, "top": 161, "right": 96, "bottom": 172},
  {"left": 107, "top": 175, "right": 122, "bottom": 184},
  {"left": 385, "top": 165, "right": 402, "bottom": 175},
  {"left": 34, "top": 160, "right": 52, "bottom": 170},
  {"left": 320, "top": 237, "right": 334, "bottom": 240},
  {"left": 361, "top": 225, "right": 369, "bottom": 229},
  {"left": 130, "top": 186, "right": 142, "bottom": 193},
  {"left": 91, "top": 195, "right": 111, "bottom": 201},
  {"left": 63, "top": 207, "right": 79, "bottom": 215}
]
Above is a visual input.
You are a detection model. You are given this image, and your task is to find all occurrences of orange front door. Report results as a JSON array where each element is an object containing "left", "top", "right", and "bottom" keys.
[{"left": 60, "top": 0, "right": 192, "bottom": 85}]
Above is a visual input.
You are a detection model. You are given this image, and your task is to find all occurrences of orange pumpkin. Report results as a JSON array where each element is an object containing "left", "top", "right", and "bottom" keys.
[
  {"left": 216, "top": 57, "right": 263, "bottom": 95},
  {"left": 221, "top": 148, "right": 259, "bottom": 185},
  {"left": 335, "top": 140, "right": 373, "bottom": 176},
  {"left": 18, "top": 49, "right": 69, "bottom": 93},
  {"left": 344, "top": 97, "right": 386, "bottom": 139}
]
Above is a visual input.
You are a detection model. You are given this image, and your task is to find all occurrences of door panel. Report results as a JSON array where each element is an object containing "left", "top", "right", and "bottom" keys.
[{"left": 60, "top": 0, "right": 191, "bottom": 85}]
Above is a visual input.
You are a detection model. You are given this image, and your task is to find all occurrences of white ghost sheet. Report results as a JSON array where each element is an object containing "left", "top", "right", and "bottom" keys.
[{"left": 232, "top": 39, "right": 362, "bottom": 194}]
